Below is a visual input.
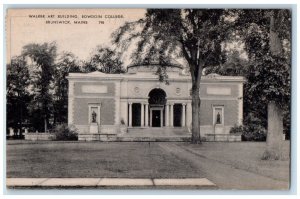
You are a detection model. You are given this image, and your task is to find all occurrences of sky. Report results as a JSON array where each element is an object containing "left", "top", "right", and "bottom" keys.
[
  {"left": 6, "top": 8, "right": 249, "bottom": 68},
  {"left": 7, "top": 9, "right": 146, "bottom": 63}
]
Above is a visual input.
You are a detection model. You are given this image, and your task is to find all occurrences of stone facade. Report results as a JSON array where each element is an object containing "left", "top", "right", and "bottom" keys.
[{"left": 67, "top": 64, "right": 245, "bottom": 141}]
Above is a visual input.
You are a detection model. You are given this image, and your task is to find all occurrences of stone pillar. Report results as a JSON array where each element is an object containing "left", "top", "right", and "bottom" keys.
[
  {"left": 165, "top": 103, "right": 169, "bottom": 127},
  {"left": 238, "top": 83, "right": 243, "bottom": 125},
  {"left": 68, "top": 81, "right": 75, "bottom": 125},
  {"left": 170, "top": 103, "right": 174, "bottom": 127},
  {"left": 114, "top": 81, "right": 121, "bottom": 125},
  {"left": 150, "top": 109, "right": 152, "bottom": 127},
  {"left": 141, "top": 103, "right": 145, "bottom": 127},
  {"left": 186, "top": 102, "right": 192, "bottom": 128},
  {"left": 120, "top": 101, "right": 128, "bottom": 126},
  {"left": 145, "top": 103, "right": 149, "bottom": 127},
  {"left": 128, "top": 102, "right": 132, "bottom": 127},
  {"left": 160, "top": 109, "right": 163, "bottom": 127},
  {"left": 182, "top": 103, "right": 186, "bottom": 127}
]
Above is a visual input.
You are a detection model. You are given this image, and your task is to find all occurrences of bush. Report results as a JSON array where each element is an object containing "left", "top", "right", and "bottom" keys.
[
  {"left": 229, "top": 124, "right": 266, "bottom": 141},
  {"left": 229, "top": 125, "right": 243, "bottom": 134},
  {"left": 120, "top": 118, "right": 125, "bottom": 125},
  {"left": 242, "top": 124, "right": 266, "bottom": 141},
  {"left": 261, "top": 150, "right": 281, "bottom": 160},
  {"left": 53, "top": 124, "right": 78, "bottom": 141}
]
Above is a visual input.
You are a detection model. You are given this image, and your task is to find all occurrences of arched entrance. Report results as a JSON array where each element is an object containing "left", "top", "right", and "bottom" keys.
[{"left": 148, "top": 88, "right": 166, "bottom": 127}]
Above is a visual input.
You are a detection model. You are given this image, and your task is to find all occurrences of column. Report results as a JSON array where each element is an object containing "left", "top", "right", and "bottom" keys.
[
  {"left": 160, "top": 109, "right": 163, "bottom": 127},
  {"left": 165, "top": 103, "right": 169, "bottom": 127},
  {"left": 141, "top": 103, "right": 145, "bottom": 127},
  {"left": 238, "top": 83, "right": 243, "bottom": 125},
  {"left": 182, "top": 103, "right": 186, "bottom": 127},
  {"left": 170, "top": 103, "right": 174, "bottom": 127},
  {"left": 150, "top": 109, "right": 152, "bottom": 127},
  {"left": 114, "top": 81, "right": 121, "bottom": 125},
  {"left": 120, "top": 101, "right": 128, "bottom": 126},
  {"left": 145, "top": 103, "right": 149, "bottom": 127},
  {"left": 68, "top": 81, "right": 74, "bottom": 125},
  {"left": 128, "top": 102, "right": 132, "bottom": 127},
  {"left": 186, "top": 102, "right": 192, "bottom": 128}
]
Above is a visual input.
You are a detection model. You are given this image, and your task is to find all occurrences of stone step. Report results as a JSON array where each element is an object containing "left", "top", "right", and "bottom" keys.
[
  {"left": 127, "top": 127, "right": 190, "bottom": 134},
  {"left": 119, "top": 127, "right": 191, "bottom": 142},
  {"left": 116, "top": 136, "right": 191, "bottom": 142}
]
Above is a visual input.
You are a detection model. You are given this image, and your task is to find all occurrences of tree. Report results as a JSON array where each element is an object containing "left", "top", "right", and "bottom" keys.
[
  {"left": 53, "top": 52, "right": 81, "bottom": 125},
  {"left": 7, "top": 56, "right": 30, "bottom": 135},
  {"left": 114, "top": 9, "right": 231, "bottom": 143},
  {"left": 236, "top": 10, "right": 291, "bottom": 159},
  {"left": 205, "top": 49, "right": 249, "bottom": 76},
  {"left": 22, "top": 42, "right": 57, "bottom": 132},
  {"left": 84, "top": 46, "right": 125, "bottom": 73}
]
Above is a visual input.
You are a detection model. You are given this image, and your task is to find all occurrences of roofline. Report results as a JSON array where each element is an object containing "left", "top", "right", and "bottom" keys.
[
  {"left": 127, "top": 63, "right": 183, "bottom": 69},
  {"left": 66, "top": 73, "right": 246, "bottom": 83}
]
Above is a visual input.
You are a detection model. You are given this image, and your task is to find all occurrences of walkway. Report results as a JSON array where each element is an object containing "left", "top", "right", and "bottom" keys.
[{"left": 6, "top": 178, "right": 216, "bottom": 188}]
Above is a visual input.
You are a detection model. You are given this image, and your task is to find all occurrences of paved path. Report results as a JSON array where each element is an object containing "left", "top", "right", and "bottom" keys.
[
  {"left": 6, "top": 178, "right": 216, "bottom": 188},
  {"left": 158, "top": 143, "right": 289, "bottom": 190}
]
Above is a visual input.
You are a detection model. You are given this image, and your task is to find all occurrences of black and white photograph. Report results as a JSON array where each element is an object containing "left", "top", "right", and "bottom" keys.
[{"left": 4, "top": 6, "right": 293, "bottom": 191}]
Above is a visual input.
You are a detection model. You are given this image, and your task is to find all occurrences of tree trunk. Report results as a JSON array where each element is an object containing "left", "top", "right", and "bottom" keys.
[
  {"left": 17, "top": 93, "right": 23, "bottom": 137},
  {"left": 191, "top": 84, "right": 201, "bottom": 144},
  {"left": 44, "top": 117, "right": 48, "bottom": 133},
  {"left": 269, "top": 12, "right": 282, "bottom": 55},
  {"left": 262, "top": 12, "right": 285, "bottom": 160},
  {"left": 263, "top": 101, "right": 284, "bottom": 159},
  {"left": 19, "top": 102, "right": 23, "bottom": 137}
]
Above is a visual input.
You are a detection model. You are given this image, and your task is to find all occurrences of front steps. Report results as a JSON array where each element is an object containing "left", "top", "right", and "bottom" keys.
[
  {"left": 78, "top": 127, "right": 191, "bottom": 142},
  {"left": 117, "top": 127, "right": 191, "bottom": 142},
  {"left": 78, "top": 127, "right": 241, "bottom": 142}
]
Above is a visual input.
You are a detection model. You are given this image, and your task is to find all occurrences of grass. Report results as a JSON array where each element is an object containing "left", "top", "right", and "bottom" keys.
[
  {"left": 176, "top": 141, "right": 290, "bottom": 182},
  {"left": 6, "top": 141, "right": 205, "bottom": 178},
  {"left": 6, "top": 141, "right": 290, "bottom": 183}
]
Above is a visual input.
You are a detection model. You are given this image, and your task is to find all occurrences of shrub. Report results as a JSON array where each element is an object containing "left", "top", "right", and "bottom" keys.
[
  {"left": 261, "top": 150, "right": 281, "bottom": 160},
  {"left": 229, "top": 124, "right": 266, "bottom": 141},
  {"left": 242, "top": 124, "right": 266, "bottom": 141},
  {"left": 229, "top": 125, "right": 243, "bottom": 134},
  {"left": 53, "top": 124, "right": 78, "bottom": 141},
  {"left": 120, "top": 118, "right": 125, "bottom": 125}
]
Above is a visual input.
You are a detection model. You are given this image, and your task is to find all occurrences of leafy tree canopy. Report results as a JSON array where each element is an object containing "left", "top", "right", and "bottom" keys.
[
  {"left": 235, "top": 9, "right": 291, "bottom": 108},
  {"left": 85, "top": 46, "right": 125, "bottom": 73},
  {"left": 113, "top": 9, "right": 234, "bottom": 83}
]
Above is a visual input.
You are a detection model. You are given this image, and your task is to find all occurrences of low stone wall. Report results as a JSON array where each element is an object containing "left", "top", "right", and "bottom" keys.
[
  {"left": 205, "top": 134, "right": 242, "bottom": 142},
  {"left": 25, "top": 133, "right": 55, "bottom": 141},
  {"left": 199, "top": 125, "right": 234, "bottom": 136},
  {"left": 24, "top": 132, "right": 241, "bottom": 142},
  {"left": 78, "top": 134, "right": 117, "bottom": 141},
  {"left": 74, "top": 125, "right": 122, "bottom": 134}
]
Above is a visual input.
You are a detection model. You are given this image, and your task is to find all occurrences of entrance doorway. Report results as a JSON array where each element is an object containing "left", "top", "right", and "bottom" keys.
[
  {"left": 148, "top": 88, "right": 167, "bottom": 127},
  {"left": 152, "top": 110, "right": 161, "bottom": 127}
]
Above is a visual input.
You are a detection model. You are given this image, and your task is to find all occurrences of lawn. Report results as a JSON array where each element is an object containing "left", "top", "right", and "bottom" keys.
[
  {"left": 6, "top": 140, "right": 290, "bottom": 185},
  {"left": 6, "top": 141, "right": 205, "bottom": 178},
  {"left": 176, "top": 141, "right": 290, "bottom": 182}
]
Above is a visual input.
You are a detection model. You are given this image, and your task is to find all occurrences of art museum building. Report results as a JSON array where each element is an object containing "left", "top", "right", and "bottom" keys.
[{"left": 67, "top": 63, "right": 245, "bottom": 141}]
